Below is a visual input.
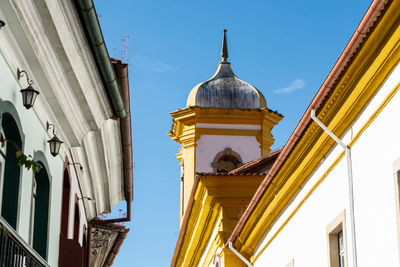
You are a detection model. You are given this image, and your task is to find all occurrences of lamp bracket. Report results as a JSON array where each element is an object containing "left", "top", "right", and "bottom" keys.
[
  {"left": 69, "top": 162, "right": 83, "bottom": 171},
  {"left": 17, "top": 68, "right": 33, "bottom": 86},
  {"left": 46, "top": 121, "right": 56, "bottom": 136}
]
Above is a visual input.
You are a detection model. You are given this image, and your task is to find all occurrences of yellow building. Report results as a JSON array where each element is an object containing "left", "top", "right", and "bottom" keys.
[
  {"left": 170, "top": 0, "right": 400, "bottom": 266},
  {"left": 169, "top": 30, "right": 282, "bottom": 266}
]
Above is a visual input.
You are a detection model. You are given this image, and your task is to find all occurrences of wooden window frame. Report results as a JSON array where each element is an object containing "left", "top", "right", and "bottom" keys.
[{"left": 326, "top": 210, "right": 347, "bottom": 267}]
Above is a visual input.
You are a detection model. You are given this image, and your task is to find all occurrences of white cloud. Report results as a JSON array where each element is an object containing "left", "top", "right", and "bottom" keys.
[
  {"left": 150, "top": 60, "right": 174, "bottom": 72},
  {"left": 135, "top": 56, "right": 174, "bottom": 73},
  {"left": 274, "top": 78, "right": 306, "bottom": 94}
]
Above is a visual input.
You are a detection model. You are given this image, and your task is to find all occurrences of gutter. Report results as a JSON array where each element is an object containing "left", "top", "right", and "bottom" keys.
[
  {"left": 311, "top": 110, "right": 358, "bottom": 267},
  {"left": 228, "top": 242, "right": 254, "bottom": 267},
  {"left": 75, "top": 0, "right": 126, "bottom": 118},
  {"left": 227, "top": 0, "right": 389, "bottom": 252}
]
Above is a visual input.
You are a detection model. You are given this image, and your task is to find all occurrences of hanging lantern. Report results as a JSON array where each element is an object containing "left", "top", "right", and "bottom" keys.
[
  {"left": 46, "top": 122, "right": 63, "bottom": 157},
  {"left": 17, "top": 68, "right": 40, "bottom": 109},
  {"left": 47, "top": 135, "right": 63, "bottom": 157}
]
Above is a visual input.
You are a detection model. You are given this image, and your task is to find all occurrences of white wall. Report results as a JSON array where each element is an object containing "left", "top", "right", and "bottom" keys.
[
  {"left": 196, "top": 134, "right": 261, "bottom": 173},
  {"left": 0, "top": 50, "right": 63, "bottom": 266},
  {"left": 0, "top": 40, "right": 88, "bottom": 267},
  {"left": 254, "top": 63, "right": 400, "bottom": 267}
]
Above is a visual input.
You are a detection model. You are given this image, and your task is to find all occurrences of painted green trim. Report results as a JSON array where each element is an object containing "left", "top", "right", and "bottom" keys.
[
  {"left": 75, "top": 0, "right": 126, "bottom": 118},
  {"left": 0, "top": 99, "right": 25, "bottom": 143},
  {"left": 33, "top": 151, "right": 52, "bottom": 183},
  {"left": 0, "top": 100, "right": 24, "bottom": 230},
  {"left": 32, "top": 151, "right": 51, "bottom": 260}
]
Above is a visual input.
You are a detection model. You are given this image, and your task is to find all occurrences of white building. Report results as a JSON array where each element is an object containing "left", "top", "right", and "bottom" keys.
[
  {"left": 228, "top": 0, "right": 400, "bottom": 266},
  {"left": 0, "top": 1, "right": 133, "bottom": 266}
]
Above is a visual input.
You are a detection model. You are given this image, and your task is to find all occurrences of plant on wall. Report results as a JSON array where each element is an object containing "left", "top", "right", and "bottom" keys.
[{"left": 0, "top": 137, "right": 41, "bottom": 173}]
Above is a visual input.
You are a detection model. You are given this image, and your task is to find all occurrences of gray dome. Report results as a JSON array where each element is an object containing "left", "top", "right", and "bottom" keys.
[
  {"left": 186, "top": 62, "right": 266, "bottom": 109},
  {"left": 186, "top": 29, "right": 266, "bottom": 109}
]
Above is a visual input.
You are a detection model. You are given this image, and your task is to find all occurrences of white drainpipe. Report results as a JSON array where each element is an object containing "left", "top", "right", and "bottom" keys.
[
  {"left": 311, "top": 110, "right": 358, "bottom": 267},
  {"left": 228, "top": 242, "right": 254, "bottom": 267}
]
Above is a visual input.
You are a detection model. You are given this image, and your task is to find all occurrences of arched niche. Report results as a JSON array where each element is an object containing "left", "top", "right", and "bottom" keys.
[
  {"left": 211, "top": 148, "right": 243, "bottom": 173},
  {"left": 0, "top": 100, "right": 24, "bottom": 229}
]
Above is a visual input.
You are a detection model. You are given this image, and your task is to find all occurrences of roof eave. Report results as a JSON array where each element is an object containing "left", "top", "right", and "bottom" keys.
[{"left": 227, "top": 0, "right": 391, "bottom": 249}]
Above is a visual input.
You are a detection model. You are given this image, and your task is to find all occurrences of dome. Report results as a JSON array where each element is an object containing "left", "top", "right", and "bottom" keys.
[{"left": 186, "top": 30, "right": 267, "bottom": 109}]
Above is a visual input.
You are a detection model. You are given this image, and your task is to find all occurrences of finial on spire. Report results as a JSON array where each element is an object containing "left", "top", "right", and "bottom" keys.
[{"left": 221, "top": 29, "right": 228, "bottom": 62}]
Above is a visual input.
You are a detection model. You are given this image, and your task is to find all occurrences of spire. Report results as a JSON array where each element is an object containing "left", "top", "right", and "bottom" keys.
[{"left": 221, "top": 29, "right": 228, "bottom": 62}]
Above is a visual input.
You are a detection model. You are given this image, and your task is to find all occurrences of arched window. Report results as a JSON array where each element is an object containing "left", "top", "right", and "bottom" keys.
[
  {"left": 60, "top": 169, "right": 71, "bottom": 237},
  {"left": 83, "top": 227, "right": 88, "bottom": 265},
  {"left": 211, "top": 148, "right": 243, "bottom": 173},
  {"left": 0, "top": 109, "right": 23, "bottom": 229},
  {"left": 73, "top": 201, "right": 80, "bottom": 241},
  {"left": 32, "top": 161, "right": 50, "bottom": 259}
]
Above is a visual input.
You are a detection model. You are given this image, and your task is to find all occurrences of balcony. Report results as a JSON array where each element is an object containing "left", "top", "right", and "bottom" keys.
[{"left": 0, "top": 217, "right": 49, "bottom": 267}]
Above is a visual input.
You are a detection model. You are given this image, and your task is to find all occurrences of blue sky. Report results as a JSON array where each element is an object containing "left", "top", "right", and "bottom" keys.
[{"left": 94, "top": 0, "right": 372, "bottom": 266}]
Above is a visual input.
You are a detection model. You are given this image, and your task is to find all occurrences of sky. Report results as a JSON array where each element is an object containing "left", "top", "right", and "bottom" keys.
[{"left": 93, "top": 1, "right": 373, "bottom": 266}]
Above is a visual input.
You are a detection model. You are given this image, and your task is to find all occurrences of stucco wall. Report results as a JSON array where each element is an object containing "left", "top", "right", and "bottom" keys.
[
  {"left": 254, "top": 63, "right": 400, "bottom": 267},
  {"left": 0, "top": 46, "right": 88, "bottom": 266},
  {"left": 0, "top": 51, "right": 63, "bottom": 265},
  {"left": 196, "top": 134, "right": 261, "bottom": 173}
]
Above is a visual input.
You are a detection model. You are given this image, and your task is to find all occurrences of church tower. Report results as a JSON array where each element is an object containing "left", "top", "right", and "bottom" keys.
[{"left": 169, "top": 30, "right": 283, "bottom": 223}]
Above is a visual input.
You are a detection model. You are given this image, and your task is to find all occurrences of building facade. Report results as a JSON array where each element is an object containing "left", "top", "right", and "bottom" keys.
[
  {"left": 169, "top": 30, "right": 282, "bottom": 266},
  {"left": 170, "top": 0, "right": 400, "bottom": 266},
  {"left": 0, "top": 0, "right": 132, "bottom": 266}
]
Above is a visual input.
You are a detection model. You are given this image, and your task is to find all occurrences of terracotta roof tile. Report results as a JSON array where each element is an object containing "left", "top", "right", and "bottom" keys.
[
  {"left": 196, "top": 172, "right": 264, "bottom": 177},
  {"left": 229, "top": 148, "right": 283, "bottom": 175}
]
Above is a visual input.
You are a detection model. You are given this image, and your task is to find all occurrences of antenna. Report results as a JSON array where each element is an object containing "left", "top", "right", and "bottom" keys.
[
  {"left": 113, "top": 36, "right": 133, "bottom": 69},
  {"left": 121, "top": 38, "right": 125, "bottom": 63},
  {"left": 125, "top": 35, "right": 129, "bottom": 64}
]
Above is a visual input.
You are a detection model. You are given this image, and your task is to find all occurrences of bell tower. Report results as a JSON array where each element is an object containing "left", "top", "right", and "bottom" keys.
[{"left": 168, "top": 30, "right": 283, "bottom": 223}]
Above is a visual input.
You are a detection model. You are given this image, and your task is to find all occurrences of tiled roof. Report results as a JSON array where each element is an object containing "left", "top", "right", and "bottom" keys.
[
  {"left": 196, "top": 172, "right": 264, "bottom": 177},
  {"left": 229, "top": 148, "right": 283, "bottom": 175}
]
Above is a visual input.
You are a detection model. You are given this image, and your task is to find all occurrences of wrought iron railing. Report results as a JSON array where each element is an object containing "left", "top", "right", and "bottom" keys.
[{"left": 0, "top": 217, "right": 49, "bottom": 267}]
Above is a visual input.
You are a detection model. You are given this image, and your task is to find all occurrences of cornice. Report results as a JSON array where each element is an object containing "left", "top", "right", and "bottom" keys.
[
  {"left": 169, "top": 107, "right": 282, "bottom": 152},
  {"left": 7, "top": 0, "right": 116, "bottom": 146},
  {"left": 11, "top": 0, "right": 91, "bottom": 141},
  {"left": 174, "top": 175, "right": 264, "bottom": 267}
]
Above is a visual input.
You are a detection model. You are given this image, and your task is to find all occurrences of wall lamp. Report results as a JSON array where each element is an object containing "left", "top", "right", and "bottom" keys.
[
  {"left": 46, "top": 122, "right": 63, "bottom": 157},
  {"left": 0, "top": 20, "right": 5, "bottom": 29},
  {"left": 17, "top": 68, "right": 39, "bottom": 109}
]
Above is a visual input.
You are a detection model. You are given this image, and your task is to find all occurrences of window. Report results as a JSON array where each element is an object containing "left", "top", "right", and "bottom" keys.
[
  {"left": 83, "top": 227, "right": 88, "bottom": 265},
  {"left": 210, "top": 254, "right": 221, "bottom": 267},
  {"left": 60, "top": 170, "right": 71, "bottom": 237},
  {"left": 1, "top": 112, "right": 23, "bottom": 229},
  {"left": 338, "top": 231, "right": 345, "bottom": 267},
  {"left": 32, "top": 162, "right": 50, "bottom": 259},
  {"left": 0, "top": 131, "right": 6, "bottom": 209},
  {"left": 211, "top": 148, "right": 242, "bottom": 173},
  {"left": 285, "top": 258, "right": 294, "bottom": 267},
  {"left": 392, "top": 158, "right": 400, "bottom": 257},
  {"left": 74, "top": 202, "right": 80, "bottom": 241},
  {"left": 327, "top": 211, "right": 347, "bottom": 267}
]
